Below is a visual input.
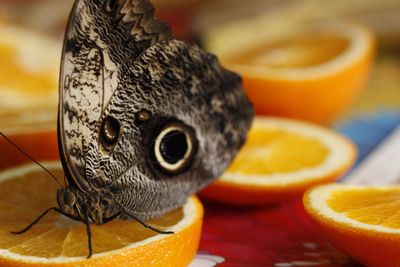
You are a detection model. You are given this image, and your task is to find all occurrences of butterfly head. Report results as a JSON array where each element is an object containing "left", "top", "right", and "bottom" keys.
[
  {"left": 57, "top": 187, "right": 118, "bottom": 224},
  {"left": 57, "top": 188, "right": 81, "bottom": 220}
]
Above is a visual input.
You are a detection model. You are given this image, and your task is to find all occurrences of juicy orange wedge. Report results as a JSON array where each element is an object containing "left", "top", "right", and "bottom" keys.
[
  {"left": 201, "top": 117, "right": 356, "bottom": 206},
  {"left": 0, "top": 162, "right": 203, "bottom": 267},
  {"left": 305, "top": 184, "right": 400, "bottom": 267},
  {"left": 205, "top": 23, "right": 375, "bottom": 124}
]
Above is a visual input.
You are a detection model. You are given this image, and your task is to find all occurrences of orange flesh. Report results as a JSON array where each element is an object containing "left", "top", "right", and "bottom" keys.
[
  {"left": 227, "top": 35, "right": 349, "bottom": 68},
  {"left": 0, "top": 44, "right": 56, "bottom": 92},
  {"left": 327, "top": 188, "right": 400, "bottom": 229},
  {"left": 0, "top": 168, "right": 183, "bottom": 258},
  {"left": 227, "top": 128, "right": 330, "bottom": 175}
]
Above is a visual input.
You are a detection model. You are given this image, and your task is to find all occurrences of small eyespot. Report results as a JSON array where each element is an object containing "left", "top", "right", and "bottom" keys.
[
  {"left": 104, "top": 0, "right": 117, "bottom": 13},
  {"left": 100, "top": 116, "right": 120, "bottom": 149},
  {"left": 136, "top": 110, "right": 152, "bottom": 124},
  {"left": 153, "top": 121, "right": 198, "bottom": 175}
]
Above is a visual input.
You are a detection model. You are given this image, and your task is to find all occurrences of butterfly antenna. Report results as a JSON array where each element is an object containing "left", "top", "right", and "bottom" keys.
[{"left": 0, "top": 132, "right": 64, "bottom": 188}]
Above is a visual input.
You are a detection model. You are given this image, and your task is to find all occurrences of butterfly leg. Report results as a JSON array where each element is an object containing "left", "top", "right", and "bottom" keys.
[
  {"left": 84, "top": 210, "right": 93, "bottom": 259},
  {"left": 11, "top": 207, "right": 65, "bottom": 234},
  {"left": 119, "top": 206, "right": 174, "bottom": 235}
]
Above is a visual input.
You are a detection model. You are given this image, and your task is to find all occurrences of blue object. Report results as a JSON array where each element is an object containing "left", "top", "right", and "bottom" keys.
[{"left": 335, "top": 110, "right": 400, "bottom": 167}]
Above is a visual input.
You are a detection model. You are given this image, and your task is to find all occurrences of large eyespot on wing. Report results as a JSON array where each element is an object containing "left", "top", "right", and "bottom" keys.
[{"left": 151, "top": 121, "right": 198, "bottom": 175}]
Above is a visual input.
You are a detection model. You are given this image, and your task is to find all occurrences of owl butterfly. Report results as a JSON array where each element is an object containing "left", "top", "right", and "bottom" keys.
[{"left": 13, "top": 0, "right": 253, "bottom": 258}]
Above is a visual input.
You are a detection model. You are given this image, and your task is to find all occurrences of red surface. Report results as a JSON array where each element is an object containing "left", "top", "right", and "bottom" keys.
[
  {"left": 0, "top": 131, "right": 59, "bottom": 171},
  {"left": 198, "top": 198, "right": 363, "bottom": 267}
]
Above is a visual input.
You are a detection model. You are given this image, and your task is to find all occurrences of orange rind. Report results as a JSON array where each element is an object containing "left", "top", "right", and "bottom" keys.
[{"left": 305, "top": 184, "right": 400, "bottom": 267}]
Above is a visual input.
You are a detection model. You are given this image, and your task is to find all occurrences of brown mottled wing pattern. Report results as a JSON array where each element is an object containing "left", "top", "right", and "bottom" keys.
[{"left": 58, "top": 0, "right": 173, "bottom": 191}]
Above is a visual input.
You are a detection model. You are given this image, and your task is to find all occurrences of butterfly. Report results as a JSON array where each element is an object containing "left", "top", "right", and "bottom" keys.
[{"left": 12, "top": 0, "right": 253, "bottom": 258}]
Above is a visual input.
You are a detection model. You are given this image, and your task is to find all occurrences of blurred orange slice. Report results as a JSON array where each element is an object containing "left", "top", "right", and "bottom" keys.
[
  {"left": 201, "top": 117, "right": 356, "bottom": 205},
  {"left": 304, "top": 184, "right": 400, "bottom": 267},
  {"left": 0, "top": 24, "right": 60, "bottom": 169},
  {"left": 206, "top": 23, "right": 375, "bottom": 124},
  {"left": 0, "top": 162, "right": 203, "bottom": 267}
]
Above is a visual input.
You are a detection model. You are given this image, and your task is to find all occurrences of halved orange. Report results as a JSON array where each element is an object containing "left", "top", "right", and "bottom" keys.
[
  {"left": 304, "top": 184, "right": 400, "bottom": 267},
  {"left": 0, "top": 162, "right": 203, "bottom": 267},
  {"left": 205, "top": 23, "right": 375, "bottom": 124},
  {"left": 201, "top": 117, "right": 356, "bottom": 206},
  {"left": 0, "top": 24, "right": 60, "bottom": 169}
]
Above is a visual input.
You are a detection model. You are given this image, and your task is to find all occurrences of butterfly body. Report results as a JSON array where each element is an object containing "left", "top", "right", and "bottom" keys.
[
  {"left": 57, "top": 0, "right": 253, "bottom": 225},
  {"left": 13, "top": 0, "right": 253, "bottom": 258}
]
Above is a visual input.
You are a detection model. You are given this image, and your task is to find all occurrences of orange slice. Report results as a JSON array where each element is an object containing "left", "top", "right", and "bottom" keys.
[
  {"left": 0, "top": 162, "right": 203, "bottom": 266},
  {"left": 304, "top": 184, "right": 400, "bottom": 267},
  {"left": 0, "top": 24, "right": 60, "bottom": 169},
  {"left": 205, "top": 23, "right": 375, "bottom": 124},
  {"left": 201, "top": 117, "right": 356, "bottom": 206}
]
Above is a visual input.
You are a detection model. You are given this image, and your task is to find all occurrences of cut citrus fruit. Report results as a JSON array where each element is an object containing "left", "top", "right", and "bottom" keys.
[
  {"left": 304, "top": 184, "right": 400, "bottom": 267},
  {"left": 0, "top": 162, "right": 203, "bottom": 266},
  {"left": 205, "top": 23, "right": 375, "bottom": 124},
  {"left": 0, "top": 24, "right": 60, "bottom": 170},
  {"left": 201, "top": 117, "right": 356, "bottom": 206}
]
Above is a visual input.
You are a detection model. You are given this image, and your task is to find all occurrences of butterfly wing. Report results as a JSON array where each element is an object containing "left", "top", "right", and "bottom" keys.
[
  {"left": 67, "top": 37, "right": 251, "bottom": 221},
  {"left": 58, "top": 0, "right": 173, "bottom": 191},
  {"left": 59, "top": 0, "right": 253, "bottom": 222}
]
